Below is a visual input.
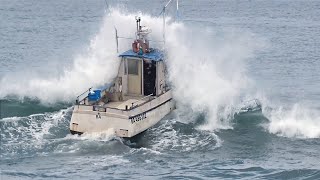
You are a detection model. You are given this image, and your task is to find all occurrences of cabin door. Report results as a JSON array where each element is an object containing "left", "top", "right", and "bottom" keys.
[
  {"left": 143, "top": 60, "right": 156, "bottom": 96},
  {"left": 127, "top": 59, "right": 142, "bottom": 95}
]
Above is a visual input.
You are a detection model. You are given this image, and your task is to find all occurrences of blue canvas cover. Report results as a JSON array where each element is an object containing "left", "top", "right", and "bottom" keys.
[
  {"left": 119, "top": 49, "right": 164, "bottom": 61},
  {"left": 88, "top": 90, "right": 101, "bottom": 101}
]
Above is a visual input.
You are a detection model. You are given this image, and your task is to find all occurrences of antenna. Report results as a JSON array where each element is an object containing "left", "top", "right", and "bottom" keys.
[
  {"left": 176, "top": 0, "right": 179, "bottom": 20},
  {"left": 135, "top": 16, "right": 141, "bottom": 39}
]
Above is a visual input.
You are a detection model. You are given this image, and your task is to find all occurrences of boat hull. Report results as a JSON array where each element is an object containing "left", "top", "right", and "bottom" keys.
[{"left": 69, "top": 91, "right": 174, "bottom": 138}]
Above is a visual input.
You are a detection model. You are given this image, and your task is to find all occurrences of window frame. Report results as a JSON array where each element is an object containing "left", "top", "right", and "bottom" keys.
[{"left": 127, "top": 58, "right": 139, "bottom": 75}]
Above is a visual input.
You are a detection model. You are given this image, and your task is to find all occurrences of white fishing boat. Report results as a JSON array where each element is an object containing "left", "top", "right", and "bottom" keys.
[{"left": 69, "top": 14, "right": 176, "bottom": 137}]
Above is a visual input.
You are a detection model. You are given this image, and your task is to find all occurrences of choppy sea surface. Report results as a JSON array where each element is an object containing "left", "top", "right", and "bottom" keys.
[{"left": 1, "top": 0, "right": 320, "bottom": 179}]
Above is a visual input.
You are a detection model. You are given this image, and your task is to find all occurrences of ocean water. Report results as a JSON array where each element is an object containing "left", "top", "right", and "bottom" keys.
[{"left": 1, "top": 0, "right": 320, "bottom": 179}]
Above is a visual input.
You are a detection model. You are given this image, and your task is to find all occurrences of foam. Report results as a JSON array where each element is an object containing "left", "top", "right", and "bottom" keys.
[
  {"left": 0, "top": 9, "right": 262, "bottom": 130},
  {"left": 0, "top": 107, "right": 71, "bottom": 157},
  {"left": 266, "top": 104, "right": 320, "bottom": 138},
  {"left": 65, "top": 129, "right": 117, "bottom": 142},
  {"left": 165, "top": 24, "right": 262, "bottom": 130},
  {"left": 149, "top": 119, "right": 222, "bottom": 152},
  {"left": 0, "top": 11, "right": 123, "bottom": 103}
]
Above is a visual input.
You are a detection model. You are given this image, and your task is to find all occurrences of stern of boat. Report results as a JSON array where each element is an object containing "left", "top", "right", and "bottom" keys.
[{"left": 69, "top": 105, "right": 131, "bottom": 137}]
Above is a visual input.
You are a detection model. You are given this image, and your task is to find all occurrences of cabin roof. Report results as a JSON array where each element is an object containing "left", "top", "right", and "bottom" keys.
[{"left": 119, "top": 49, "right": 164, "bottom": 61}]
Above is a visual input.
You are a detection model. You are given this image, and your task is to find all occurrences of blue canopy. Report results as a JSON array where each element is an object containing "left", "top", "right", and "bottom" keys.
[{"left": 119, "top": 49, "right": 164, "bottom": 61}]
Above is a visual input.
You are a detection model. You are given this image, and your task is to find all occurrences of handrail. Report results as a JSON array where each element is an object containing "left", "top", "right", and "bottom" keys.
[
  {"left": 76, "top": 91, "right": 170, "bottom": 114},
  {"left": 131, "top": 94, "right": 154, "bottom": 108},
  {"left": 118, "top": 36, "right": 164, "bottom": 43},
  {"left": 76, "top": 87, "right": 92, "bottom": 105}
]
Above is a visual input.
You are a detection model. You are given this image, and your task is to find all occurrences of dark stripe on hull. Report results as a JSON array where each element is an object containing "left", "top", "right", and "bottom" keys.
[
  {"left": 70, "top": 130, "right": 83, "bottom": 135},
  {"left": 129, "top": 98, "right": 173, "bottom": 119},
  {"left": 69, "top": 129, "right": 146, "bottom": 140}
]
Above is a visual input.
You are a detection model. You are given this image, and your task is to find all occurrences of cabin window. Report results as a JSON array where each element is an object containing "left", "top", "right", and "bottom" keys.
[
  {"left": 124, "top": 59, "right": 127, "bottom": 74},
  {"left": 128, "top": 59, "right": 139, "bottom": 75}
]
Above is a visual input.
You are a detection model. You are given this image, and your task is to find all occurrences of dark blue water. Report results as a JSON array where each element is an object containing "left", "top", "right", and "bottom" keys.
[{"left": 1, "top": 0, "right": 320, "bottom": 179}]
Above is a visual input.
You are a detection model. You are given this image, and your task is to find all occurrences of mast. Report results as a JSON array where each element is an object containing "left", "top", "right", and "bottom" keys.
[
  {"left": 161, "top": 0, "right": 179, "bottom": 47},
  {"left": 115, "top": 27, "right": 119, "bottom": 53},
  {"left": 163, "top": 8, "right": 166, "bottom": 46},
  {"left": 176, "top": 0, "right": 179, "bottom": 20}
]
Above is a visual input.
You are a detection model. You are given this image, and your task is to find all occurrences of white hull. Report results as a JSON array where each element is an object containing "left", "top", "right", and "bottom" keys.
[{"left": 70, "top": 90, "right": 174, "bottom": 138}]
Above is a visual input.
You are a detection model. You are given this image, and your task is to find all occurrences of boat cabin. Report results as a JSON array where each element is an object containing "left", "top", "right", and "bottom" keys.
[
  {"left": 118, "top": 49, "right": 166, "bottom": 97},
  {"left": 76, "top": 17, "right": 168, "bottom": 111}
]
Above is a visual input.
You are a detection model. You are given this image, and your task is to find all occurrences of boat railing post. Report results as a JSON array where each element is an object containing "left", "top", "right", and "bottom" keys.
[
  {"left": 115, "top": 27, "right": 119, "bottom": 53},
  {"left": 163, "top": 7, "right": 166, "bottom": 47},
  {"left": 0, "top": 99, "right": 2, "bottom": 153}
]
